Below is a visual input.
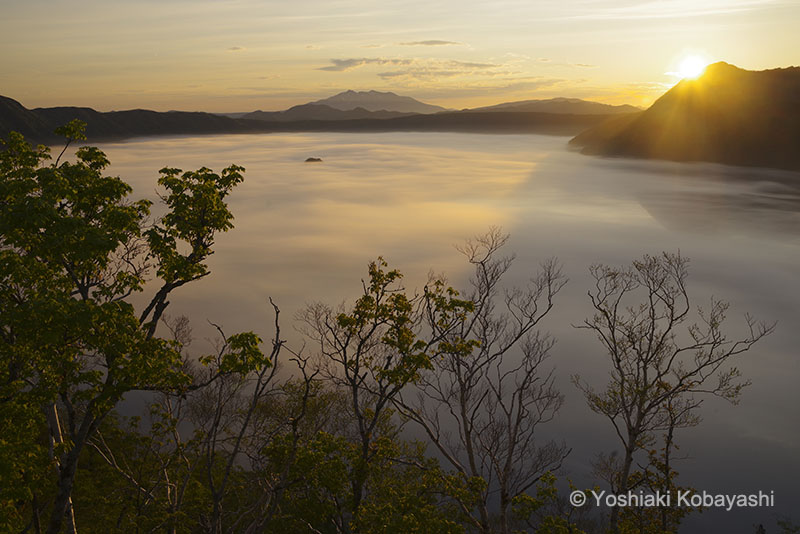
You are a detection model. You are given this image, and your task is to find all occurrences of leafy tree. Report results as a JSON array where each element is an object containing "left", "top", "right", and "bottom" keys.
[
  {"left": 0, "top": 122, "right": 256, "bottom": 533},
  {"left": 299, "top": 256, "right": 474, "bottom": 530},
  {"left": 512, "top": 473, "right": 596, "bottom": 534},
  {"left": 777, "top": 517, "right": 800, "bottom": 534},
  {"left": 254, "top": 382, "right": 468, "bottom": 534},
  {"left": 572, "top": 252, "right": 773, "bottom": 534}
]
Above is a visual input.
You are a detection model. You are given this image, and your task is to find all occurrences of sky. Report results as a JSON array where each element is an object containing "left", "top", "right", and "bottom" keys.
[{"left": 1, "top": 0, "right": 798, "bottom": 112}]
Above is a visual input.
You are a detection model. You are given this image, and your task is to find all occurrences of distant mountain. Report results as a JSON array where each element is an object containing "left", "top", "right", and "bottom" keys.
[
  {"left": 468, "top": 97, "right": 640, "bottom": 115},
  {"left": 570, "top": 62, "right": 800, "bottom": 171},
  {"left": 228, "top": 111, "right": 614, "bottom": 136},
  {"left": 311, "top": 90, "right": 448, "bottom": 114},
  {"left": 243, "top": 103, "right": 413, "bottom": 122},
  {"left": 1, "top": 95, "right": 623, "bottom": 145},
  {"left": 0, "top": 95, "right": 268, "bottom": 144},
  {"left": 0, "top": 96, "right": 55, "bottom": 141}
]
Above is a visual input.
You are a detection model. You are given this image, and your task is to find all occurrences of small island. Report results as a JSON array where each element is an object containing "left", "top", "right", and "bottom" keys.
[{"left": 305, "top": 157, "right": 323, "bottom": 162}]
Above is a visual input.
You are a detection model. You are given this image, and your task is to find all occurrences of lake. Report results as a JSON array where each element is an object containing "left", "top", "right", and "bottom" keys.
[{"left": 98, "top": 131, "right": 799, "bottom": 532}]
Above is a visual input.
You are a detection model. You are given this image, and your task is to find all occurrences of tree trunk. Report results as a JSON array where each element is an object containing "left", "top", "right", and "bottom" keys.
[
  {"left": 46, "top": 448, "right": 81, "bottom": 534},
  {"left": 44, "top": 403, "right": 77, "bottom": 534},
  {"left": 608, "top": 442, "right": 636, "bottom": 534},
  {"left": 499, "top": 492, "right": 510, "bottom": 534},
  {"left": 210, "top": 497, "right": 223, "bottom": 534}
]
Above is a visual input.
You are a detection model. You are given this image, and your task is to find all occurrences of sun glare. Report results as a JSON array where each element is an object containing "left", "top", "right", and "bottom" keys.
[{"left": 677, "top": 55, "right": 708, "bottom": 79}]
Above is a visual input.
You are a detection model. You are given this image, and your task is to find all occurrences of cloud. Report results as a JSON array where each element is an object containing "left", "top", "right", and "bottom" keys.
[
  {"left": 379, "top": 70, "right": 463, "bottom": 79},
  {"left": 399, "top": 40, "right": 462, "bottom": 46},
  {"left": 318, "top": 57, "right": 414, "bottom": 72},
  {"left": 405, "top": 76, "right": 569, "bottom": 100},
  {"left": 375, "top": 60, "right": 499, "bottom": 81},
  {"left": 573, "top": 0, "right": 784, "bottom": 20},
  {"left": 536, "top": 58, "right": 598, "bottom": 69},
  {"left": 451, "top": 60, "right": 496, "bottom": 69},
  {"left": 317, "top": 56, "right": 568, "bottom": 93}
]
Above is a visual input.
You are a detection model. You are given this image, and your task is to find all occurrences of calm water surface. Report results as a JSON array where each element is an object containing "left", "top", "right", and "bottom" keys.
[{"left": 98, "top": 132, "right": 800, "bottom": 532}]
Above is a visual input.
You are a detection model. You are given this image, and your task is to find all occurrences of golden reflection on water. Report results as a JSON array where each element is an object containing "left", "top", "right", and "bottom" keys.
[{"left": 95, "top": 131, "right": 799, "bottom": 531}]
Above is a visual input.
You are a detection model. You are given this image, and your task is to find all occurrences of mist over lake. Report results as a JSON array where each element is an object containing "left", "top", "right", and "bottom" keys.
[{"left": 98, "top": 131, "right": 799, "bottom": 533}]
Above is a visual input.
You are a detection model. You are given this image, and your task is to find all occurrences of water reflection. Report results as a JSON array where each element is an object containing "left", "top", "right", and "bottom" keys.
[{"left": 98, "top": 132, "right": 799, "bottom": 532}]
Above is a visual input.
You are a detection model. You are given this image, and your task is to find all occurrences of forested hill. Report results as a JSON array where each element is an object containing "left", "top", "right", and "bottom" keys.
[
  {"left": 0, "top": 96, "right": 265, "bottom": 144},
  {"left": 569, "top": 62, "right": 800, "bottom": 171},
  {"left": 1, "top": 94, "right": 623, "bottom": 144}
]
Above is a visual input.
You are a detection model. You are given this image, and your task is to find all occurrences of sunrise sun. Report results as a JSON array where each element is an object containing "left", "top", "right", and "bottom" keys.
[{"left": 677, "top": 55, "right": 709, "bottom": 79}]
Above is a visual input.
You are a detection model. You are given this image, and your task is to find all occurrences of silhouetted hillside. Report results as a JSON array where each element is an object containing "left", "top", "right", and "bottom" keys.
[
  {"left": 219, "top": 111, "right": 615, "bottom": 135},
  {"left": 469, "top": 97, "right": 640, "bottom": 115},
  {"left": 243, "top": 103, "right": 413, "bottom": 122},
  {"left": 1, "top": 96, "right": 620, "bottom": 145},
  {"left": 0, "top": 96, "right": 265, "bottom": 144},
  {"left": 570, "top": 62, "right": 800, "bottom": 171},
  {"left": 0, "top": 96, "right": 58, "bottom": 141}
]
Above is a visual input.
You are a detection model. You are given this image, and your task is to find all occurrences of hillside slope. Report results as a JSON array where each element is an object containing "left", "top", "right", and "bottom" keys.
[
  {"left": 570, "top": 62, "right": 800, "bottom": 171},
  {"left": 0, "top": 96, "right": 263, "bottom": 144},
  {"left": 470, "top": 97, "right": 640, "bottom": 115},
  {"left": 243, "top": 104, "right": 413, "bottom": 121}
]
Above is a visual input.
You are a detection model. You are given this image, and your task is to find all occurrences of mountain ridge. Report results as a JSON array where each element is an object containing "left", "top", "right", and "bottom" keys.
[
  {"left": 310, "top": 90, "right": 448, "bottom": 114},
  {"left": 242, "top": 103, "right": 415, "bottom": 122},
  {"left": 468, "top": 97, "right": 641, "bottom": 115},
  {"left": 0, "top": 95, "right": 618, "bottom": 144},
  {"left": 570, "top": 62, "right": 800, "bottom": 171}
]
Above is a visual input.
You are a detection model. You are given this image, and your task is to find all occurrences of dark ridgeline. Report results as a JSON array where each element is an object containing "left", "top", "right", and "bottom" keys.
[
  {"left": 0, "top": 93, "right": 632, "bottom": 146},
  {"left": 237, "top": 111, "right": 618, "bottom": 135},
  {"left": 243, "top": 103, "right": 415, "bottom": 122},
  {"left": 467, "top": 97, "right": 641, "bottom": 115},
  {"left": 0, "top": 95, "right": 264, "bottom": 144},
  {"left": 310, "top": 89, "right": 449, "bottom": 113},
  {"left": 5, "top": 64, "right": 800, "bottom": 171},
  {"left": 570, "top": 62, "right": 800, "bottom": 171}
]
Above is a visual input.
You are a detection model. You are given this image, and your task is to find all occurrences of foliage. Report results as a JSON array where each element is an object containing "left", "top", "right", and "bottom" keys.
[
  {"left": 512, "top": 473, "right": 594, "bottom": 534},
  {"left": 1, "top": 124, "right": 781, "bottom": 534},
  {"left": 0, "top": 122, "right": 253, "bottom": 533},
  {"left": 300, "top": 255, "right": 475, "bottom": 529}
]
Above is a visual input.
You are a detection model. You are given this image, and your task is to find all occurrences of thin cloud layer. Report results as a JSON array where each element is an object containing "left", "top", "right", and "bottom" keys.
[
  {"left": 320, "top": 57, "right": 497, "bottom": 77},
  {"left": 316, "top": 56, "right": 571, "bottom": 99},
  {"left": 377, "top": 60, "right": 499, "bottom": 80},
  {"left": 399, "top": 40, "right": 462, "bottom": 46},
  {"left": 319, "top": 58, "right": 414, "bottom": 72},
  {"left": 574, "top": 0, "right": 785, "bottom": 20}
]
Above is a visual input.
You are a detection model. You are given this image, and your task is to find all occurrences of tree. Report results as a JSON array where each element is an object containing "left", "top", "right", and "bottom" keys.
[
  {"left": 397, "top": 229, "right": 569, "bottom": 534},
  {"left": 572, "top": 252, "right": 773, "bottom": 534},
  {"left": 299, "top": 256, "right": 474, "bottom": 531},
  {"left": 511, "top": 473, "right": 597, "bottom": 534},
  {"left": 255, "top": 386, "right": 468, "bottom": 534},
  {"left": 0, "top": 122, "right": 257, "bottom": 533},
  {"left": 73, "top": 314, "right": 317, "bottom": 534}
]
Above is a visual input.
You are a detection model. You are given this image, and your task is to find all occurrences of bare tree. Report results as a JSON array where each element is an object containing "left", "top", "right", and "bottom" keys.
[
  {"left": 189, "top": 300, "right": 284, "bottom": 534},
  {"left": 573, "top": 252, "right": 774, "bottom": 533},
  {"left": 397, "top": 228, "right": 569, "bottom": 534},
  {"left": 86, "top": 308, "right": 326, "bottom": 534}
]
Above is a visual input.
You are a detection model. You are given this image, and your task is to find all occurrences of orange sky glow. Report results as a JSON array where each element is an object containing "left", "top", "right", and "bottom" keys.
[{"left": 1, "top": 0, "right": 798, "bottom": 112}]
